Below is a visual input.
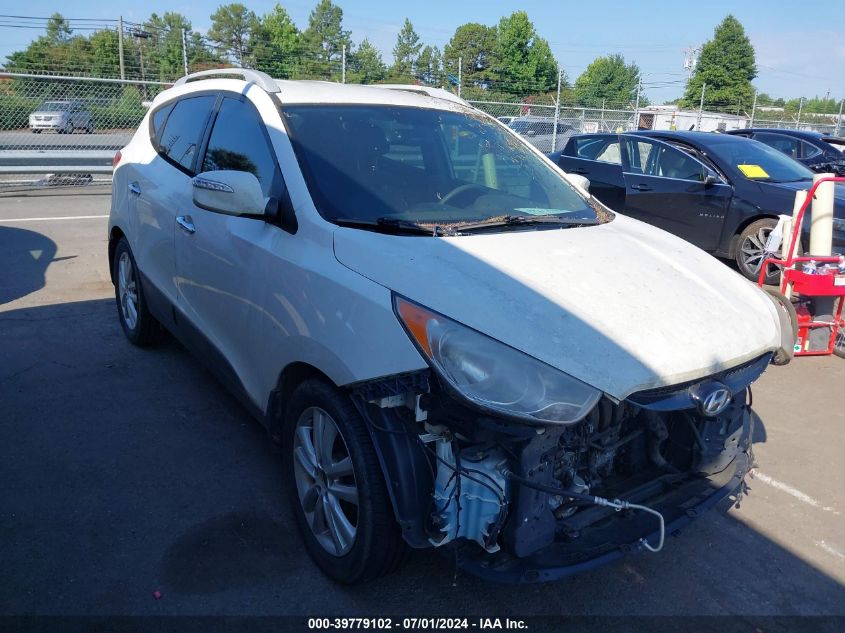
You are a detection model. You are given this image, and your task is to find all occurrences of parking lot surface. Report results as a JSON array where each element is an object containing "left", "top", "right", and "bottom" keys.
[{"left": 1, "top": 188, "right": 844, "bottom": 619}]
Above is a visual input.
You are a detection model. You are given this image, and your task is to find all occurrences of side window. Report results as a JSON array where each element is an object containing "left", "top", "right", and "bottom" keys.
[
  {"left": 159, "top": 95, "right": 216, "bottom": 172},
  {"left": 150, "top": 102, "right": 175, "bottom": 143},
  {"left": 754, "top": 132, "right": 801, "bottom": 159},
  {"left": 800, "top": 141, "right": 821, "bottom": 159},
  {"left": 201, "top": 97, "right": 277, "bottom": 197},
  {"left": 624, "top": 138, "right": 706, "bottom": 181},
  {"left": 571, "top": 136, "right": 621, "bottom": 164}
]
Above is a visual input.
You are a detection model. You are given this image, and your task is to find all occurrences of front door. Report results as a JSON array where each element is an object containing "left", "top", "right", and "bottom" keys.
[
  {"left": 557, "top": 134, "right": 626, "bottom": 211},
  {"left": 620, "top": 135, "right": 731, "bottom": 251},
  {"left": 174, "top": 94, "right": 286, "bottom": 408}
]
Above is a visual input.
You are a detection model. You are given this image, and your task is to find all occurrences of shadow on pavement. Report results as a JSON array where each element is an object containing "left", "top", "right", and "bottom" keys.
[{"left": 0, "top": 225, "right": 66, "bottom": 304}]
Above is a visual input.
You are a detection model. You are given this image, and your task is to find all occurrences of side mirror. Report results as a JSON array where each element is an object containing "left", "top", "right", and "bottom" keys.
[
  {"left": 565, "top": 173, "right": 590, "bottom": 193},
  {"left": 192, "top": 170, "right": 265, "bottom": 217},
  {"left": 703, "top": 174, "right": 718, "bottom": 187}
]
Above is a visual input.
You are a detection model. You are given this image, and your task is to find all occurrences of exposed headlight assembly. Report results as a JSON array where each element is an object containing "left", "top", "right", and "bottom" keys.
[{"left": 394, "top": 296, "right": 600, "bottom": 425}]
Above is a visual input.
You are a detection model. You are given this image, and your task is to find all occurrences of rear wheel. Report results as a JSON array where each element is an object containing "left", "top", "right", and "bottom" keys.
[
  {"left": 284, "top": 379, "right": 407, "bottom": 584},
  {"left": 112, "top": 238, "right": 160, "bottom": 346},
  {"left": 736, "top": 218, "right": 781, "bottom": 285}
]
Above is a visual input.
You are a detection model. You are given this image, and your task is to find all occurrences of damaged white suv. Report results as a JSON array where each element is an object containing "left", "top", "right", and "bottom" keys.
[{"left": 109, "top": 69, "right": 793, "bottom": 584}]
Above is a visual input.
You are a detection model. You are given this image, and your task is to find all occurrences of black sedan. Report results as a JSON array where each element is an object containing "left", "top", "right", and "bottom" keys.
[
  {"left": 550, "top": 130, "right": 845, "bottom": 283},
  {"left": 727, "top": 128, "right": 845, "bottom": 176}
]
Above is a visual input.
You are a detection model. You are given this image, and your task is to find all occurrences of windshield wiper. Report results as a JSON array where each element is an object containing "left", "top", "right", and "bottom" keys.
[
  {"left": 458, "top": 214, "right": 599, "bottom": 232},
  {"left": 331, "top": 217, "right": 457, "bottom": 236}
]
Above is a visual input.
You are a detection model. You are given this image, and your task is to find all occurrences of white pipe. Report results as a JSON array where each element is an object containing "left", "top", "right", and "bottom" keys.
[
  {"left": 785, "top": 190, "right": 808, "bottom": 298},
  {"left": 810, "top": 173, "right": 835, "bottom": 256}
]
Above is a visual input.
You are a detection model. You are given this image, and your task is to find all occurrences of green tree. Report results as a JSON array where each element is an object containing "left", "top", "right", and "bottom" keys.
[
  {"left": 251, "top": 3, "right": 302, "bottom": 78},
  {"left": 144, "top": 13, "right": 216, "bottom": 81},
  {"left": 443, "top": 23, "right": 498, "bottom": 88},
  {"left": 347, "top": 38, "right": 386, "bottom": 84},
  {"left": 45, "top": 13, "right": 72, "bottom": 44},
  {"left": 302, "top": 0, "right": 351, "bottom": 79},
  {"left": 208, "top": 3, "right": 258, "bottom": 66},
  {"left": 390, "top": 18, "right": 422, "bottom": 80},
  {"left": 681, "top": 15, "right": 757, "bottom": 111},
  {"left": 495, "top": 11, "right": 558, "bottom": 96},
  {"left": 573, "top": 54, "right": 642, "bottom": 107},
  {"left": 416, "top": 45, "right": 442, "bottom": 85}
]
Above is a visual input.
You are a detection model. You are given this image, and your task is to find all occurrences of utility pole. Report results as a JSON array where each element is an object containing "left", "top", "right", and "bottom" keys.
[
  {"left": 457, "top": 56, "right": 462, "bottom": 98},
  {"left": 633, "top": 79, "right": 642, "bottom": 130},
  {"left": 118, "top": 16, "right": 125, "bottom": 80},
  {"left": 683, "top": 46, "right": 699, "bottom": 82},
  {"left": 551, "top": 66, "right": 562, "bottom": 151},
  {"left": 341, "top": 45, "right": 346, "bottom": 83},
  {"left": 750, "top": 90, "right": 758, "bottom": 127},
  {"left": 697, "top": 82, "right": 706, "bottom": 130},
  {"left": 181, "top": 29, "right": 189, "bottom": 76},
  {"left": 835, "top": 98, "right": 844, "bottom": 137},
  {"left": 796, "top": 97, "right": 804, "bottom": 129},
  {"left": 601, "top": 98, "right": 606, "bottom": 131}
]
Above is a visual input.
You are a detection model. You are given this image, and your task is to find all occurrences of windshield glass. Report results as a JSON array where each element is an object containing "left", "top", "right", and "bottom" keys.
[
  {"left": 713, "top": 138, "right": 815, "bottom": 182},
  {"left": 282, "top": 105, "right": 601, "bottom": 228},
  {"left": 39, "top": 102, "right": 70, "bottom": 111}
]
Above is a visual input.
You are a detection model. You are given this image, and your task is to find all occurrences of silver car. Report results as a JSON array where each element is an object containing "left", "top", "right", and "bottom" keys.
[{"left": 29, "top": 100, "right": 93, "bottom": 134}]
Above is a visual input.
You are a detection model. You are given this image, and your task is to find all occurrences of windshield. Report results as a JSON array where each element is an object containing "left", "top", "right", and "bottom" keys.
[
  {"left": 714, "top": 138, "right": 815, "bottom": 183},
  {"left": 282, "top": 105, "right": 600, "bottom": 228},
  {"left": 38, "top": 102, "right": 71, "bottom": 111}
]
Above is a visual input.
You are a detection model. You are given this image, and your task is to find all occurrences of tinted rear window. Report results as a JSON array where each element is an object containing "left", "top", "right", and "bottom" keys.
[
  {"left": 159, "top": 95, "right": 215, "bottom": 172},
  {"left": 151, "top": 103, "right": 174, "bottom": 141}
]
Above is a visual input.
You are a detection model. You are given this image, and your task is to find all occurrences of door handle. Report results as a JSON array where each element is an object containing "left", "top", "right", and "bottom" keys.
[
  {"left": 630, "top": 183, "right": 652, "bottom": 192},
  {"left": 128, "top": 182, "right": 141, "bottom": 196},
  {"left": 176, "top": 215, "right": 196, "bottom": 234}
]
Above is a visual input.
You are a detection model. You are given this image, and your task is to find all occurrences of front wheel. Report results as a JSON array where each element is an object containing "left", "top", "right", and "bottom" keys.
[
  {"left": 736, "top": 218, "right": 781, "bottom": 285},
  {"left": 284, "top": 379, "right": 407, "bottom": 584}
]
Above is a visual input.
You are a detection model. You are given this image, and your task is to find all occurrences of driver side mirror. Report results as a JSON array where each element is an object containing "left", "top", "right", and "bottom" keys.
[
  {"left": 703, "top": 174, "right": 718, "bottom": 187},
  {"left": 192, "top": 170, "right": 266, "bottom": 217}
]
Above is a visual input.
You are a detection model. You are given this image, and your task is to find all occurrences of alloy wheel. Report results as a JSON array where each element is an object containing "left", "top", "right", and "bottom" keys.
[
  {"left": 740, "top": 225, "right": 779, "bottom": 281},
  {"left": 293, "top": 406, "right": 359, "bottom": 556},
  {"left": 117, "top": 251, "right": 139, "bottom": 330}
]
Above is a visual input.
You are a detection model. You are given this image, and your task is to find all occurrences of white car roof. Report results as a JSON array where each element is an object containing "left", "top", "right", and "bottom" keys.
[{"left": 157, "top": 72, "right": 470, "bottom": 113}]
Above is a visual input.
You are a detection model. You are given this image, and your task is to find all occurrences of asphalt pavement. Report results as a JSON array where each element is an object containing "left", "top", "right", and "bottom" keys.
[{"left": 1, "top": 188, "right": 844, "bottom": 622}]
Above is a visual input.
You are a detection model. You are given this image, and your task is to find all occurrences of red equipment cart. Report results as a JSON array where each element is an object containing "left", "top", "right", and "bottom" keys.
[{"left": 758, "top": 176, "right": 845, "bottom": 358}]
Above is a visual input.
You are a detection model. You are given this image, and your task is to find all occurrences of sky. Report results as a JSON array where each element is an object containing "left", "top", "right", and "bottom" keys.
[{"left": 1, "top": 0, "right": 843, "bottom": 104}]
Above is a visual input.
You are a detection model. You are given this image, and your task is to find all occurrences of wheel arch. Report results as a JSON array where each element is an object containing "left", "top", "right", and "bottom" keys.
[{"left": 108, "top": 225, "right": 126, "bottom": 283}]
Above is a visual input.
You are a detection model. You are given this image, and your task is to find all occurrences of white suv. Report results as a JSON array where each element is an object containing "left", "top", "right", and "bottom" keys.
[{"left": 109, "top": 69, "right": 792, "bottom": 584}]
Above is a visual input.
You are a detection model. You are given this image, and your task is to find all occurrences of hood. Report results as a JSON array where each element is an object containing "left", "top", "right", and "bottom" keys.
[
  {"left": 763, "top": 181, "right": 845, "bottom": 218},
  {"left": 333, "top": 214, "right": 781, "bottom": 401},
  {"left": 30, "top": 110, "right": 68, "bottom": 117}
]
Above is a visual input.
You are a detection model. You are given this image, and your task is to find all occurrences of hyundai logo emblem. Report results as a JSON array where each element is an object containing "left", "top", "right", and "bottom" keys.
[{"left": 689, "top": 381, "right": 732, "bottom": 417}]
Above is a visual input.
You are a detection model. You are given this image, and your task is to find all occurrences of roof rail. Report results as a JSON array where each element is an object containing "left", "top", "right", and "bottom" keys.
[
  {"left": 371, "top": 84, "right": 468, "bottom": 106},
  {"left": 173, "top": 68, "right": 280, "bottom": 93}
]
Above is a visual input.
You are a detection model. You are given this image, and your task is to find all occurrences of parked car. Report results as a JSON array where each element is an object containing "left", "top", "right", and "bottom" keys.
[
  {"left": 508, "top": 115, "right": 573, "bottom": 152},
  {"left": 496, "top": 115, "right": 515, "bottom": 125},
  {"left": 28, "top": 100, "right": 94, "bottom": 134},
  {"left": 551, "top": 130, "right": 845, "bottom": 283},
  {"left": 727, "top": 128, "right": 845, "bottom": 176},
  {"left": 110, "top": 69, "right": 791, "bottom": 585}
]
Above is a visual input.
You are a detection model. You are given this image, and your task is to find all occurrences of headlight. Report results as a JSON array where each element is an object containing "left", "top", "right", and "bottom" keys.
[{"left": 394, "top": 296, "right": 600, "bottom": 424}]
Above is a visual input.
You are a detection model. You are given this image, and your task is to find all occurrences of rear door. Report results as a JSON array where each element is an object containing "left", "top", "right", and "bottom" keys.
[
  {"left": 132, "top": 94, "right": 216, "bottom": 318},
  {"left": 556, "top": 134, "right": 625, "bottom": 210},
  {"left": 620, "top": 135, "right": 731, "bottom": 251}
]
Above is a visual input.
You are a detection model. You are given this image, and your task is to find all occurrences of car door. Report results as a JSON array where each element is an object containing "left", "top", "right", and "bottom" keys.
[
  {"left": 174, "top": 94, "right": 287, "bottom": 408},
  {"left": 132, "top": 94, "right": 216, "bottom": 320},
  {"left": 556, "top": 134, "right": 625, "bottom": 210},
  {"left": 620, "top": 135, "right": 731, "bottom": 251}
]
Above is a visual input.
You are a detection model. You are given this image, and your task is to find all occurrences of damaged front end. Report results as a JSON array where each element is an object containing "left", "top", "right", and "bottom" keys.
[{"left": 351, "top": 351, "right": 768, "bottom": 584}]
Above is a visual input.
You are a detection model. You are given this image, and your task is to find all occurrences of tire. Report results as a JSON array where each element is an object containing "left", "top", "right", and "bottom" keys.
[
  {"left": 67, "top": 122, "right": 74, "bottom": 134},
  {"left": 835, "top": 299, "right": 845, "bottom": 359},
  {"left": 283, "top": 379, "right": 407, "bottom": 584},
  {"left": 736, "top": 218, "right": 781, "bottom": 285},
  {"left": 86, "top": 123, "right": 94, "bottom": 134},
  {"left": 32, "top": 129, "right": 41, "bottom": 134},
  {"left": 112, "top": 237, "right": 160, "bottom": 346},
  {"left": 763, "top": 287, "right": 798, "bottom": 365}
]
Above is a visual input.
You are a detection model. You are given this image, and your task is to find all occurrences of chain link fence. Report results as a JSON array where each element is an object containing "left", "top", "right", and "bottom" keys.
[{"left": 1, "top": 70, "right": 842, "bottom": 191}]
